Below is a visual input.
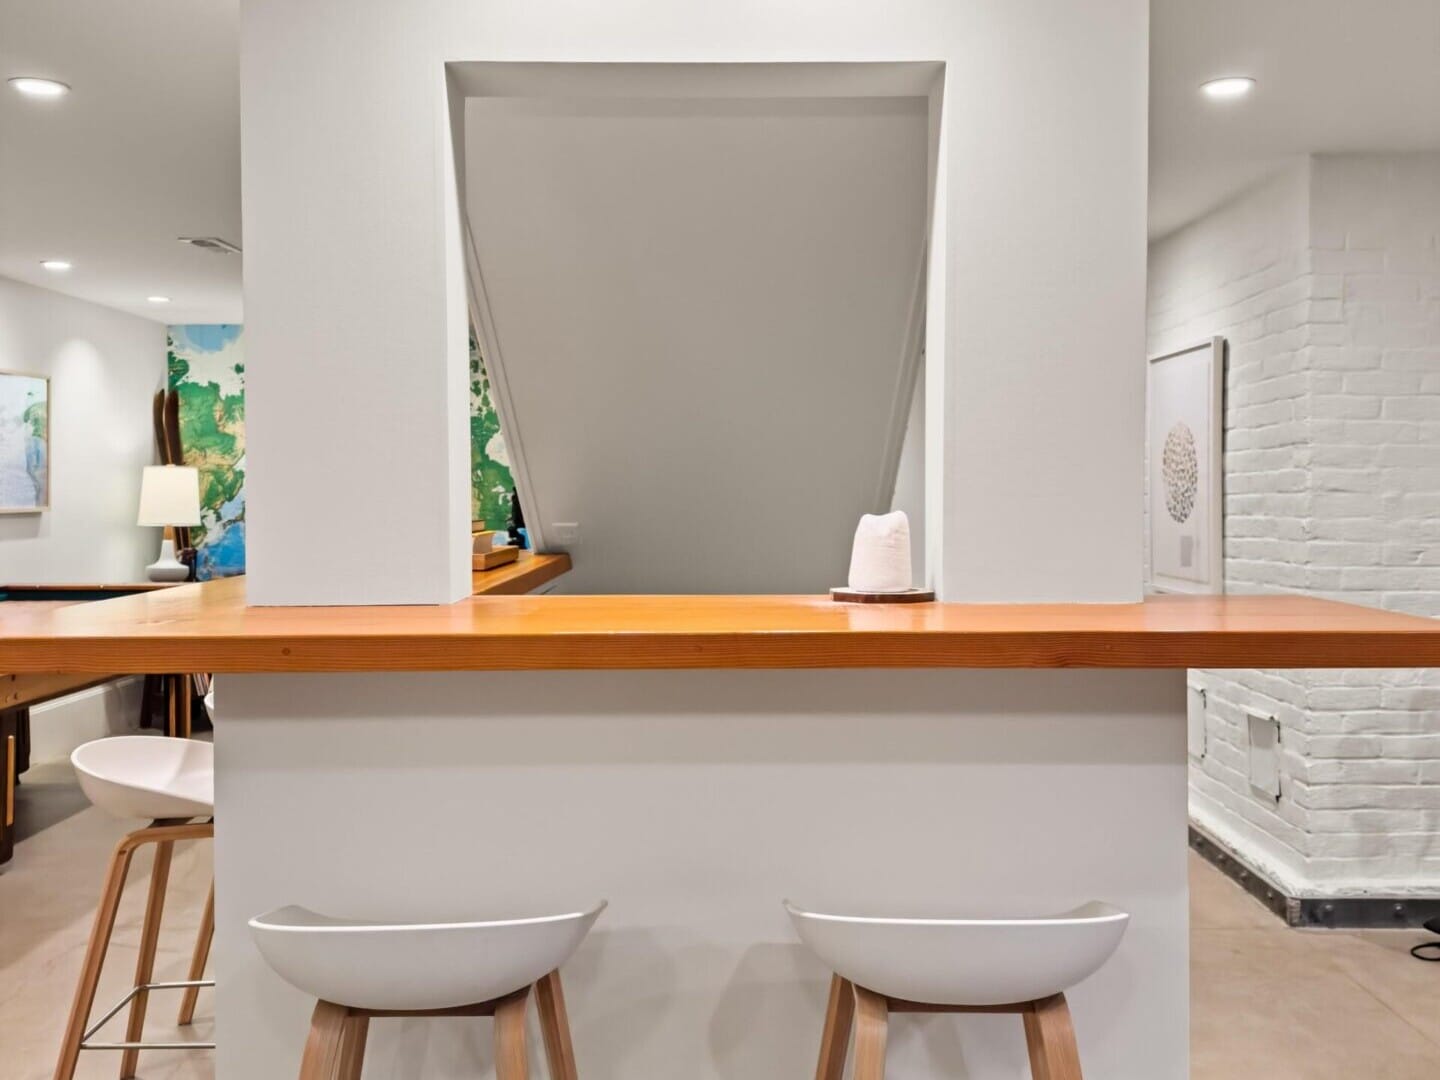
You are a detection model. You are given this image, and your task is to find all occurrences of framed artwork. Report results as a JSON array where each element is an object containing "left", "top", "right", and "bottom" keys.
[
  {"left": 1147, "top": 337, "right": 1224, "bottom": 594},
  {"left": 0, "top": 370, "right": 49, "bottom": 513}
]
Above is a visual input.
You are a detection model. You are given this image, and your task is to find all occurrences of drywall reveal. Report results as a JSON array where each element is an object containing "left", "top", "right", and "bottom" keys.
[{"left": 463, "top": 90, "right": 929, "bottom": 593}]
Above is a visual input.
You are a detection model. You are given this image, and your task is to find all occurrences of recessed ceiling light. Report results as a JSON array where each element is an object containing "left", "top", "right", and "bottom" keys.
[
  {"left": 1200, "top": 77, "right": 1256, "bottom": 101},
  {"left": 147, "top": 296, "right": 172, "bottom": 304},
  {"left": 40, "top": 259, "right": 72, "bottom": 272},
  {"left": 9, "top": 76, "right": 70, "bottom": 99}
]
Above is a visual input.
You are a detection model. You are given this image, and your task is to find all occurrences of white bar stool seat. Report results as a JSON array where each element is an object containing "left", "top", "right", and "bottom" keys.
[
  {"left": 250, "top": 902, "right": 606, "bottom": 1079},
  {"left": 56, "top": 735, "right": 216, "bottom": 1080},
  {"left": 785, "top": 900, "right": 1129, "bottom": 1079},
  {"left": 251, "top": 903, "right": 606, "bottom": 1012},
  {"left": 72, "top": 734, "right": 213, "bottom": 820}
]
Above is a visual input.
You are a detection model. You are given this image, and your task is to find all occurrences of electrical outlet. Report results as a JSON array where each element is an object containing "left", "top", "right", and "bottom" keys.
[
  {"left": 551, "top": 522, "right": 581, "bottom": 544},
  {"left": 1245, "top": 708, "right": 1281, "bottom": 801},
  {"left": 1186, "top": 682, "right": 1207, "bottom": 760}
]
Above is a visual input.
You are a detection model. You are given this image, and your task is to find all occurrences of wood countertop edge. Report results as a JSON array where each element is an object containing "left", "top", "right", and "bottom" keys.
[
  {"left": 5, "top": 577, "right": 1440, "bottom": 672},
  {"left": 6, "top": 627, "right": 1440, "bottom": 673}
]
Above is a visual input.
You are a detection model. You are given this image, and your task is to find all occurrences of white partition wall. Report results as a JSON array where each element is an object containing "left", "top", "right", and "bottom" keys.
[
  {"left": 228, "top": 5, "right": 1166, "bottom": 1076},
  {"left": 240, "top": 0, "right": 1149, "bottom": 605}
]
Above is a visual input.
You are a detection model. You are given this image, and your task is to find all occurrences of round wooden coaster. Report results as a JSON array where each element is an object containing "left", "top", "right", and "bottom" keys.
[{"left": 829, "top": 587, "right": 937, "bottom": 604}]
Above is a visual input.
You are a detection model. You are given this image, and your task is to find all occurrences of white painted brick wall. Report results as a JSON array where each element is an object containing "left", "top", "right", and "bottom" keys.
[{"left": 1147, "top": 154, "right": 1440, "bottom": 897}]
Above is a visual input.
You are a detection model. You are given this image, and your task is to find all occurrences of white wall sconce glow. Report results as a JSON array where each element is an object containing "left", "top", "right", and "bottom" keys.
[
  {"left": 1200, "top": 77, "right": 1255, "bottom": 101},
  {"left": 40, "top": 259, "right": 72, "bottom": 272},
  {"left": 8, "top": 76, "right": 71, "bottom": 98},
  {"left": 147, "top": 296, "right": 172, "bottom": 304}
]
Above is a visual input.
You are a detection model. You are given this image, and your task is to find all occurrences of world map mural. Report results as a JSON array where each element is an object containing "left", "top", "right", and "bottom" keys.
[
  {"left": 166, "top": 325, "right": 514, "bottom": 579},
  {"left": 168, "top": 325, "right": 246, "bottom": 578}
]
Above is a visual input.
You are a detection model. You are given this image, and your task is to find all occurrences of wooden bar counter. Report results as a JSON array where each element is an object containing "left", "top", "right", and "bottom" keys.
[
  {"left": 1, "top": 572, "right": 1437, "bottom": 673},
  {"left": 8, "top": 577, "right": 1434, "bottom": 1080}
]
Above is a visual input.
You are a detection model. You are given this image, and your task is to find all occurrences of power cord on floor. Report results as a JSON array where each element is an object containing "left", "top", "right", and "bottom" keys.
[{"left": 1411, "top": 916, "right": 1440, "bottom": 962}]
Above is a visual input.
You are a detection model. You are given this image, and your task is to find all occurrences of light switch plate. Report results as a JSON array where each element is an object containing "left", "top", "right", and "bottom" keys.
[{"left": 1246, "top": 708, "right": 1281, "bottom": 801}]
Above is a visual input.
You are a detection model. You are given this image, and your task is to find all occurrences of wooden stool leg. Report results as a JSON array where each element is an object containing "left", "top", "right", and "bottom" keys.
[
  {"left": 118, "top": 839, "right": 175, "bottom": 1078},
  {"left": 53, "top": 838, "right": 138, "bottom": 1080},
  {"left": 338, "top": 1014, "right": 369, "bottom": 1080},
  {"left": 178, "top": 675, "right": 193, "bottom": 739},
  {"left": 177, "top": 879, "right": 215, "bottom": 1024},
  {"left": 851, "top": 986, "right": 888, "bottom": 1080},
  {"left": 165, "top": 676, "right": 178, "bottom": 739},
  {"left": 493, "top": 986, "right": 531, "bottom": 1080},
  {"left": 535, "top": 970, "right": 579, "bottom": 1080},
  {"left": 298, "top": 1000, "right": 350, "bottom": 1080},
  {"left": 1022, "top": 994, "right": 1084, "bottom": 1080},
  {"left": 814, "top": 974, "right": 855, "bottom": 1080},
  {"left": 137, "top": 675, "right": 155, "bottom": 730}
]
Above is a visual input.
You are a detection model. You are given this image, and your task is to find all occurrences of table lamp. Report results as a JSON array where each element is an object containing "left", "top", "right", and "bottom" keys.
[{"left": 138, "top": 464, "right": 201, "bottom": 582}]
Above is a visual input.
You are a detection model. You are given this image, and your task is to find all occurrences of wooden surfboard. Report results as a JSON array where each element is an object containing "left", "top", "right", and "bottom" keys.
[{"left": 162, "top": 390, "right": 192, "bottom": 549}]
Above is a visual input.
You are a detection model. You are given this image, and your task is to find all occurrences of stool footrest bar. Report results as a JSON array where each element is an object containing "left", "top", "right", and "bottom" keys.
[
  {"left": 80, "top": 1040, "right": 217, "bottom": 1051},
  {"left": 81, "top": 979, "right": 215, "bottom": 1045}
]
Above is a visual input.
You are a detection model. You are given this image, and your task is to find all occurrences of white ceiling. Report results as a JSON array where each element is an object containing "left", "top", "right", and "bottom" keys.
[
  {"left": 0, "top": 0, "right": 240, "bottom": 324},
  {"left": 0, "top": 0, "right": 1437, "bottom": 322},
  {"left": 1150, "top": 0, "right": 1440, "bottom": 238}
]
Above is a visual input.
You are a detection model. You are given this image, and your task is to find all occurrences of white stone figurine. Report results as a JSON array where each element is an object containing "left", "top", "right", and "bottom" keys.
[{"left": 847, "top": 511, "right": 913, "bottom": 592}]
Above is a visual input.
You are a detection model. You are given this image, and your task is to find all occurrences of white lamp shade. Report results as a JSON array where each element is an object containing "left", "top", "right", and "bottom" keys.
[{"left": 137, "top": 465, "right": 202, "bottom": 527}]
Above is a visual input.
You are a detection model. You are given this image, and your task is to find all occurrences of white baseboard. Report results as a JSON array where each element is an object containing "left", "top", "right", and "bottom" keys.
[
  {"left": 1191, "top": 796, "right": 1440, "bottom": 901},
  {"left": 26, "top": 677, "right": 145, "bottom": 765}
]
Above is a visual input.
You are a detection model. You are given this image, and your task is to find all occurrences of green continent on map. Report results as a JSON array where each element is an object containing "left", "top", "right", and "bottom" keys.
[
  {"left": 470, "top": 332, "right": 515, "bottom": 530},
  {"left": 23, "top": 401, "right": 46, "bottom": 439},
  {"left": 172, "top": 369, "right": 244, "bottom": 522}
]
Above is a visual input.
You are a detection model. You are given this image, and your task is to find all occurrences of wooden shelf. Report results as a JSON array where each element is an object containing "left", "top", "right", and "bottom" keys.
[
  {"left": 471, "top": 551, "right": 571, "bottom": 596},
  {"left": 3, "top": 577, "right": 1440, "bottom": 673}
]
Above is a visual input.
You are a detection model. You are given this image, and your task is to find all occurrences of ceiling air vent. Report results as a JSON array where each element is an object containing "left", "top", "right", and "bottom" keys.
[{"left": 178, "top": 236, "right": 241, "bottom": 255}]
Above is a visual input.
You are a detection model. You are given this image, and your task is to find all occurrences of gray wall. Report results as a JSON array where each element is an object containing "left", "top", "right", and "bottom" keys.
[{"left": 465, "top": 95, "right": 928, "bottom": 593}]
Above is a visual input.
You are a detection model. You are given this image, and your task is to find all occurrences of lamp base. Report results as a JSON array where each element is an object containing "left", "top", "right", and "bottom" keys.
[{"left": 146, "top": 538, "right": 191, "bottom": 583}]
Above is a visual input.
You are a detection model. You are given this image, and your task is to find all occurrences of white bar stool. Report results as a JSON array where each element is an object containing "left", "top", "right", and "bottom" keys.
[
  {"left": 55, "top": 735, "right": 215, "bottom": 1080},
  {"left": 250, "top": 901, "right": 606, "bottom": 1079},
  {"left": 785, "top": 900, "right": 1130, "bottom": 1079}
]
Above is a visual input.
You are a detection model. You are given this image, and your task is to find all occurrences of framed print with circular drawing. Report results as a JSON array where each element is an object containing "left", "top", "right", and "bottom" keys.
[{"left": 1147, "top": 338, "right": 1223, "bottom": 594}]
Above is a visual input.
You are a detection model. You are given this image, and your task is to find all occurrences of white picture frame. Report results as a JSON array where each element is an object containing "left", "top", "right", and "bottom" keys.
[
  {"left": 1147, "top": 337, "right": 1224, "bottom": 594},
  {"left": 0, "top": 369, "right": 50, "bottom": 514}
]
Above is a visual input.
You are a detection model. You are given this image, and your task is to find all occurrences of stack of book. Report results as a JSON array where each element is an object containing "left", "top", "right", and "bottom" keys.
[{"left": 472, "top": 520, "right": 519, "bottom": 570}]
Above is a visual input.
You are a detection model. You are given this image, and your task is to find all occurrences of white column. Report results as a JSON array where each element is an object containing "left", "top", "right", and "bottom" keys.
[
  {"left": 928, "top": 4, "right": 1149, "bottom": 602},
  {"left": 239, "top": 4, "right": 472, "bottom": 604}
]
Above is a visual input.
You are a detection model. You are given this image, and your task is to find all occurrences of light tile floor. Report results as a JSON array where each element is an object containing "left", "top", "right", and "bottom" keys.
[
  {"left": 2, "top": 764, "right": 1437, "bottom": 1078},
  {"left": 1190, "top": 850, "right": 1440, "bottom": 1079}
]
